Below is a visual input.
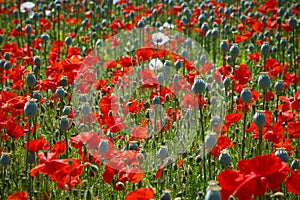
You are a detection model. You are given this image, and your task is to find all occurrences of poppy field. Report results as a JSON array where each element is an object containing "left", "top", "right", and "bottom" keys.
[{"left": 0, "top": 0, "right": 300, "bottom": 199}]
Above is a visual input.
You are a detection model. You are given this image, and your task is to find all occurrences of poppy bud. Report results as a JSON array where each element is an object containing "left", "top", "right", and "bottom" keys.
[
  {"left": 98, "top": 140, "right": 109, "bottom": 154},
  {"left": 157, "top": 146, "right": 168, "bottom": 160},
  {"left": 260, "top": 42, "right": 270, "bottom": 57},
  {"left": 192, "top": 77, "right": 206, "bottom": 94},
  {"left": 275, "top": 148, "right": 289, "bottom": 162},
  {"left": 274, "top": 80, "right": 284, "bottom": 95},
  {"left": 27, "top": 152, "right": 36, "bottom": 164},
  {"left": 258, "top": 73, "right": 271, "bottom": 90},
  {"left": 84, "top": 189, "right": 92, "bottom": 200},
  {"left": 218, "top": 150, "right": 232, "bottom": 167},
  {"left": 205, "top": 181, "right": 221, "bottom": 200},
  {"left": 0, "top": 35, "right": 3, "bottom": 44},
  {"left": 0, "top": 153, "right": 10, "bottom": 167},
  {"left": 161, "top": 190, "right": 171, "bottom": 200},
  {"left": 55, "top": 87, "right": 66, "bottom": 99},
  {"left": 59, "top": 116, "right": 70, "bottom": 132},
  {"left": 253, "top": 111, "right": 266, "bottom": 128},
  {"left": 291, "top": 159, "right": 299, "bottom": 170},
  {"left": 220, "top": 40, "right": 229, "bottom": 53},
  {"left": 128, "top": 142, "right": 138, "bottom": 151},
  {"left": 24, "top": 99, "right": 38, "bottom": 118},
  {"left": 229, "top": 44, "right": 239, "bottom": 59},
  {"left": 240, "top": 88, "right": 252, "bottom": 103},
  {"left": 32, "top": 91, "right": 41, "bottom": 101}
]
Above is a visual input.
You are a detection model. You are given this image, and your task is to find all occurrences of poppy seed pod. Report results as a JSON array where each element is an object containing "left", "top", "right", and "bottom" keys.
[
  {"left": 32, "top": 91, "right": 41, "bottom": 101},
  {"left": 0, "top": 153, "right": 10, "bottom": 167},
  {"left": 3, "top": 61, "right": 11, "bottom": 70},
  {"left": 25, "top": 25, "right": 32, "bottom": 35},
  {"left": 41, "top": 33, "right": 50, "bottom": 42},
  {"left": 274, "top": 81, "right": 284, "bottom": 95},
  {"left": 260, "top": 42, "right": 270, "bottom": 57},
  {"left": 205, "top": 181, "right": 221, "bottom": 200},
  {"left": 161, "top": 190, "right": 171, "bottom": 200},
  {"left": 81, "top": 104, "right": 90, "bottom": 116},
  {"left": 275, "top": 148, "right": 289, "bottom": 162},
  {"left": 55, "top": 87, "right": 66, "bottom": 99},
  {"left": 4, "top": 52, "right": 10, "bottom": 60},
  {"left": 258, "top": 73, "right": 271, "bottom": 90},
  {"left": 205, "top": 133, "right": 217, "bottom": 150},
  {"left": 288, "top": 17, "right": 297, "bottom": 29},
  {"left": 220, "top": 40, "right": 229, "bottom": 53},
  {"left": 218, "top": 150, "right": 232, "bottom": 167},
  {"left": 201, "top": 23, "right": 209, "bottom": 33},
  {"left": 240, "top": 88, "right": 252, "bottom": 103},
  {"left": 253, "top": 111, "right": 266, "bottom": 128},
  {"left": 192, "top": 77, "right": 206, "bottom": 94},
  {"left": 280, "top": 38, "right": 288, "bottom": 48},
  {"left": 229, "top": 44, "right": 239, "bottom": 59},
  {"left": 223, "top": 77, "right": 230, "bottom": 88},
  {"left": 128, "top": 142, "right": 138, "bottom": 151},
  {"left": 174, "top": 60, "right": 183, "bottom": 71},
  {"left": 291, "top": 159, "right": 299, "bottom": 170},
  {"left": 211, "top": 28, "right": 219, "bottom": 38},
  {"left": 60, "top": 76, "right": 68, "bottom": 86},
  {"left": 24, "top": 99, "right": 38, "bottom": 118},
  {"left": 152, "top": 96, "right": 160, "bottom": 105},
  {"left": 65, "top": 36, "right": 72, "bottom": 46},
  {"left": 98, "top": 140, "right": 109, "bottom": 154},
  {"left": 62, "top": 106, "right": 71, "bottom": 115},
  {"left": 34, "top": 56, "right": 41, "bottom": 66},
  {"left": 27, "top": 152, "right": 36, "bottom": 164},
  {"left": 157, "top": 72, "right": 164, "bottom": 85},
  {"left": 59, "top": 116, "right": 70, "bottom": 132},
  {"left": 157, "top": 146, "right": 168, "bottom": 160}
]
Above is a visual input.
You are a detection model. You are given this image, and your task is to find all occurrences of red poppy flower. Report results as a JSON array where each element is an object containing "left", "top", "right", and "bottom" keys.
[
  {"left": 6, "top": 120, "right": 25, "bottom": 139},
  {"left": 51, "top": 140, "right": 67, "bottom": 155},
  {"left": 24, "top": 137, "right": 50, "bottom": 152},
  {"left": 131, "top": 126, "right": 148, "bottom": 139},
  {"left": 6, "top": 191, "right": 28, "bottom": 200},
  {"left": 287, "top": 121, "right": 300, "bottom": 138},
  {"left": 211, "top": 136, "right": 234, "bottom": 157},
  {"left": 219, "top": 155, "right": 289, "bottom": 199},
  {"left": 286, "top": 171, "right": 300, "bottom": 194},
  {"left": 248, "top": 52, "right": 261, "bottom": 62},
  {"left": 125, "top": 188, "right": 155, "bottom": 200},
  {"left": 232, "top": 64, "right": 251, "bottom": 85}
]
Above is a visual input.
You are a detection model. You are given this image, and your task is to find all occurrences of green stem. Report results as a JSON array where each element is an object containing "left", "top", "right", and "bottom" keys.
[{"left": 241, "top": 104, "right": 247, "bottom": 159}]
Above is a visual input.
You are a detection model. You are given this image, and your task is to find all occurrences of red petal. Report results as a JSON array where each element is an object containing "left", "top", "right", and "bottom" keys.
[
  {"left": 125, "top": 188, "right": 154, "bottom": 200},
  {"left": 286, "top": 171, "right": 300, "bottom": 194}
]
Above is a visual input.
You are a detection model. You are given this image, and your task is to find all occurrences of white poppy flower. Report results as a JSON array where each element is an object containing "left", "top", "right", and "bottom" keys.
[
  {"left": 20, "top": 2, "right": 35, "bottom": 18},
  {"left": 152, "top": 32, "right": 169, "bottom": 46},
  {"left": 149, "top": 58, "right": 163, "bottom": 71}
]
